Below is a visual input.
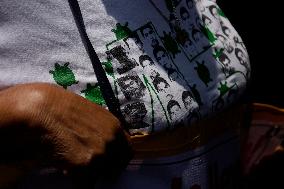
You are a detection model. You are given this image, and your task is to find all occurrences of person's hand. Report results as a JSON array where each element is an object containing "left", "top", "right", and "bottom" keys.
[{"left": 0, "top": 83, "right": 132, "bottom": 187}]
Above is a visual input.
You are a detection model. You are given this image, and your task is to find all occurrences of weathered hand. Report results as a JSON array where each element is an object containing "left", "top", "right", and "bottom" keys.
[{"left": 0, "top": 83, "right": 132, "bottom": 187}]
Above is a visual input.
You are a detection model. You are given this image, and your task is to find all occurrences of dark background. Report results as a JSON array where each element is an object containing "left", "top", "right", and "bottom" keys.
[{"left": 218, "top": 1, "right": 283, "bottom": 107}]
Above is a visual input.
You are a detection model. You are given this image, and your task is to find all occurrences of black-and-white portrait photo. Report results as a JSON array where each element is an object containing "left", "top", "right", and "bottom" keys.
[
  {"left": 208, "top": 5, "right": 219, "bottom": 19},
  {"left": 122, "top": 101, "right": 150, "bottom": 129},
  {"left": 235, "top": 48, "right": 249, "bottom": 69},
  {"left": 192, "top": 28, "right": 208, "bottom": 50},
  {"left": 153, "top": 45, "right": 171, "bottom": 67},
  {"left": 108, "top": 45, "right": 139, "bottom": 74},
  {"left": 139, "top": 54, "right": 155, "bottom": 68},
  {"left": 139, "top": 23, "right": 158, "bottom": 46},
  {"left": 182, "top": 90, "right": 194, "bottom": 110},
  {"left": 117, "top": 73, "right": 146, "bottom": 100},
  {"left": 216, "top": 33, "right": 234, "bottom": 53},
  {"left": 150, "top": 70, "right": 170, "bottom": 92},
  {"left": 123, "top": 32, "right": 143, "bottom": 52},
  {"left": 167, "top": 100, "right": 182, "bottom": 120}
]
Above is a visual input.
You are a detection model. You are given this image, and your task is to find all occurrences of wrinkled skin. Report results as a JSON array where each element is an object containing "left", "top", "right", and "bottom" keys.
[{"left": 0, "top": 83, "right": 132, "bottom": 188}]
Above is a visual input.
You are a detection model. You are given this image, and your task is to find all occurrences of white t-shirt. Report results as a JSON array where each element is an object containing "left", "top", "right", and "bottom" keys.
[{"left": 0, "top": 0, "right": 250, "bottom": 135}]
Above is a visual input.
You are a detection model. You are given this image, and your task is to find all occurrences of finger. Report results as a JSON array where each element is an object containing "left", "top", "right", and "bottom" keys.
[{"left": 0, "top": 125, "right": 46, "bottom": 163}]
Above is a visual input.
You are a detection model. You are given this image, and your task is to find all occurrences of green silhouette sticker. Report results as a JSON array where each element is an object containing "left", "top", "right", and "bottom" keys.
[
  {"left": 49, "top": 62, "right": 78, "bottom": 89},
  {"left": 200, "top": 26, "right": 217, "bottom": 44},
  {"left": 213, "top": 48, "right": 224, "bottom": 59},
  {"left": 217, "top": 8, "right": 227, "bottom": 18},
  {"left": 194, "top": 61, "right": 213, "bottom": 87},
  {"left": 161, "top": 31, "right": 181, "bottom": 58},
  {"left": 81, "top": 83, "right": 106, "bottom": 106},
  {"left": 102, "top": 60, "right": 114, "bottom": 77},
  {"left": 111, "top": 22, "right": 132, "bottom": 41},
  {"left": 218, "top": 81, "right": 230, "bottom": 97}
]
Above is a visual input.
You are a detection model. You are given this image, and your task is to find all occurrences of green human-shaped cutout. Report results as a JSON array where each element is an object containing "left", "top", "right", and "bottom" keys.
[
  {"left": 194, "top": 61, "right": 213, "bottom": 87},
  {"left": 81, "top": 83, "right": 106, "bottom": 106},
  {"left": 200, "top": 26, "right": 217, "bottom": 44},
  {"left": 213, "top": 48, "right": 224, "bottom": 59},
  {"left": 218, "top": 81, "right": 230, "bottom": 97},
  {"left": 49, "top": 62, "right": 78, "bottom": 89},
  {"left": 111, "top": 22, "right": 132, "bottom": 40},
  {"left": 161, "top": 31, "right": 181, "bottom": 58},
  {"left": 175, "top": 27, "right": 190, "bottom": 46},
  {"left": 190, "top": 84, "right": 203, "bottom": 106},
  {"left": 102, "top": 60, "right": 114, "bottom": 77},
  {"left": 217, "top": 8, "right": 227, "bottom": 18}
]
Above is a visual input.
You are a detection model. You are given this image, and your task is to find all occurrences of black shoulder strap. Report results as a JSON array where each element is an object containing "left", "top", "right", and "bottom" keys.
[{"left": 67, "top": 0, "right": 129, "bottom": 131}]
